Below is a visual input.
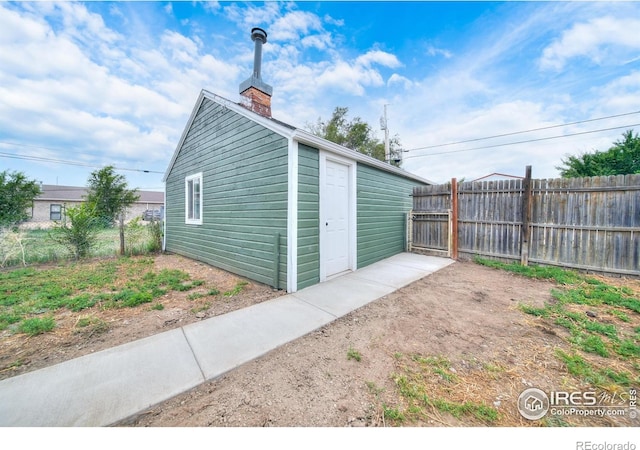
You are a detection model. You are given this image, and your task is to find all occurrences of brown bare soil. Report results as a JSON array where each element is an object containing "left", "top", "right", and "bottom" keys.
[{"left": 2, "top": 255, "right": 638, "bottom": 428}]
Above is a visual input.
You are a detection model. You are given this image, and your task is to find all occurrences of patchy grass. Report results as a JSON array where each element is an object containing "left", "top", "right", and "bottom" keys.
[
  {"left": 223, "top": 281, "right": 249, "bottom": 297},
  {"left": 472, "top": 257, "right": 584, "bottom": 285},
  {"left": 381, "top": 354, "right": 500, "bottom": 426},
  {"left": 0, "top": 257, "right": 205, "bottom": 335},
  {"left": 190, "top": 302, "right": 212, "bottom": 314},
  {"left": 347, "top": 347, "right": 362, "bottom": 362},
  {"left": 74, "top": 315, "right": 109, "bottom": 337},
  {"left": 18, "top": 316, "right": 56, "bottom": 336},
  {"left": 475, "top": 257, "right": 640, "bottom": 392}
]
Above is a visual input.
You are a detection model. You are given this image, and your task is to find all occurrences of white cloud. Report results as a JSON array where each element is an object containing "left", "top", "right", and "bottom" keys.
[
  {"left": 540, "top": 16, "right": 640, "bottom": 71},
  {"left": 0, "top": 5, "right": 49, "bottom": 44},
  {"left": 426, "top": 46, "right": 452, "bottom": 59},
  {"left": 586, "top": 70, "right": 640, "bottom": 117},
  {"left": 0, "top": 1, "right": 243, "bottom": 174},
  {"left": 160, "top": 30, "right": 200, "bottom": 64},
  {"left": 223, "top": 2, "right": 282, "bottom": 30},
  {"left": 356, "top": 50, "right": 401, "bottom": 69},
  {"left": 55, "top": 2, "right": 122, "bottom": 45},
  {"left": 270, "top": 10, "right": 323, "bottom": 41},
  {"left": 387, "top": 73, "right": 413, "bottom": 89},
  {"left": 300, "top": 50, "right": 402, "bottom": 97},
  {"left": 203, "top": 2, "right": 221, "bottom": 13},
  {"left": 316, "top": 61, "right": 380, "bottom": 96},
  {"left": 301, "top": 33, "right": 333, "bottom": 50}
]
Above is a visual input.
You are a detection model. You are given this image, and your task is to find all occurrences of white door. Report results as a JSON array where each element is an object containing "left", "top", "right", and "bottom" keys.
[{"left": 324, "top": 159, "right": 350, "bottom": 277}]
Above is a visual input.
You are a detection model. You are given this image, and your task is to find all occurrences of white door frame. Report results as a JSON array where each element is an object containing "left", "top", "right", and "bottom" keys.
[{"left": 319, "top": 151, "right": 357, "bottom": 282}]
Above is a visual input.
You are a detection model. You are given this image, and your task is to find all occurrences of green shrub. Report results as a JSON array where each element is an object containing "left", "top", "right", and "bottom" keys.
[
  {"left": 147, "top": 220, "right": 163, "bottom": 253},
  {"left": 48, "top": 204, "right": 100, "bottom": 259},
  {"left": 124, "top": 217, "right": 147, "bottom": 255}
]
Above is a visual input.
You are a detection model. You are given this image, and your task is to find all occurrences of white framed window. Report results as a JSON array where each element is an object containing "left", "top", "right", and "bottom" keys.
[
  {"left": 185, "top": 173, "right": 203, "bottom": 225},
  {"left": 50, "top": 204, "right": 62, "bottom": 221}
]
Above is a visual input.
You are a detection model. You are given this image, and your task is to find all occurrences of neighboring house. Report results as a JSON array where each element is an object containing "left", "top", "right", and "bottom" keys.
[
  {"left": 472, "top": 173, "right": 524, "bottom": 182},
  {"left": 163, "top": 28, "right": 432, "bottom": 293},
  {"left": 29, "top": 184, "right": 164, "bottom": 224}
]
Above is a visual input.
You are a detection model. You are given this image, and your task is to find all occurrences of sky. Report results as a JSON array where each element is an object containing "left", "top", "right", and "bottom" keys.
[{"left": 1, "top": 1, "right": 640, "bottom": 192}]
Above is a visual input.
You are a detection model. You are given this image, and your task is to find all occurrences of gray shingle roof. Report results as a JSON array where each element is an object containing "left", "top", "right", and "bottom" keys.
[{"left": 37, "top": 185, "right": 163, "bottom": 203}]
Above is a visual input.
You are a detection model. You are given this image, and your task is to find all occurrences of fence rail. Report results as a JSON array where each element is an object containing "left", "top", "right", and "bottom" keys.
[{"left": 411, "top": 171, "right": 639, "bottom": 276}]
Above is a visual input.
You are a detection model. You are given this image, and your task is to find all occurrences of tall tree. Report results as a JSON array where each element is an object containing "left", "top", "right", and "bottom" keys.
[
  {"left": 85, "top": 166, "right": 139, "bottom": 227},
  {"left": 0, "top": 171, "right": 41, "bottom": 226},
  {"left": 308, "top": 107, "right": 404, "bottom": 167},
  {"left": 557, "top": 130, "right": 640, "bottom": 178}
]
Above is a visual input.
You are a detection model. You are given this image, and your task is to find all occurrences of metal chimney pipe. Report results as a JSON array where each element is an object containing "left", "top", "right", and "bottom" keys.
[
  {"left": 251, "top": 27, "right": 267, "bottom": 80},
  {"left": 239, "top": 26, "right": 272, "bottom": 116}
]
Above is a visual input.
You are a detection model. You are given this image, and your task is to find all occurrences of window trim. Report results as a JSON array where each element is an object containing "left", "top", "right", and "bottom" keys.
[
  {"left": 50, "top": 204, "right": 62, "bottom": 221},
  {"left": 185, "top": 172, "right": 203, "bottom": 225}
]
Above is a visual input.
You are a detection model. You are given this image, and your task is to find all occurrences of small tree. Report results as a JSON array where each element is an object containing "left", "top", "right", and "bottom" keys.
[
  {"left": 85, "top": 166, "right": 139, "bottom": 255},
  {"left": 147, "top": 218, "right": 163, "bottom": 253},
  {"left": 0, "top": 170, "right": 41, "bottom": 226},
  {"left": 48, "top": 203, "right": 100, "bottom": 259},
  {"left": 85, "top": 166, "right": 140, "bottom": 226}
]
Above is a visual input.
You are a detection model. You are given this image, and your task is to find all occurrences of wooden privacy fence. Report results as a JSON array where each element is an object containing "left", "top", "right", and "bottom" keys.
[{"left": 409, "top": 170, "right": 640, "bottom": 276}]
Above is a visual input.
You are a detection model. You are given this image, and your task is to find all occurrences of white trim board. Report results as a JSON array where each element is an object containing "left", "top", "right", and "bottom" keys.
[{"left": 287, "top": 139, "right": 299, "bottom": 293}]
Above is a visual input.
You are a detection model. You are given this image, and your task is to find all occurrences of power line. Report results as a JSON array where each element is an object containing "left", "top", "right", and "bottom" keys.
[
  {"left": 404, "top": 123, "right": 640, "bottom": 159},
  {"left": 0, "top": 151, "right": 164, "bottom": 174},
  {"left": 404, "top": 110, "right": 640, "bottom": 152}
]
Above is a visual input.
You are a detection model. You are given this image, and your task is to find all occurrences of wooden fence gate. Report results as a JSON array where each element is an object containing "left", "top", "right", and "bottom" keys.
[
  {"left": 410, "top": 169, "right": 640, "bottom": 277},
  {"left": 408, "top": 181, "right": 456, "bottom": 257}
]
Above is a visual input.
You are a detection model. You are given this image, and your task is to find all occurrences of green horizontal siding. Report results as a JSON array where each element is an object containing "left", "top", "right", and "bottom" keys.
[
  {"left": 165, "top": 98, "right": 288, "bottom": 288},
  {"left": 357, "top": 163, "right": 424, "bottom": 268},
  {"left": 297, "top": 144, "right": 320, "bottom": 290}
]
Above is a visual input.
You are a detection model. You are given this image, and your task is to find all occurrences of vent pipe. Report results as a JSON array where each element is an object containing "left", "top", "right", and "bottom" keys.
[{"left": 251, "top": 28, "right": 266, "bottom": 81}]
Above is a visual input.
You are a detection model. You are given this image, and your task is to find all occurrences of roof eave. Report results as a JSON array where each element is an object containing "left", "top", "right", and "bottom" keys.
[{"left": 291, "top": 129, "right": 434, "bottom": 185}]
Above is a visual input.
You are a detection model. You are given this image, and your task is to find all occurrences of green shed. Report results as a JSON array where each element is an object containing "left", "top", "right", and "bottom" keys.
[{"left": 163, "top": 28, "right": 432, "bottom": 293}]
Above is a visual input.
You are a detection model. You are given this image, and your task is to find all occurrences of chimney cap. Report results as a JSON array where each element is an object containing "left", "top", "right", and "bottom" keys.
[{"left": 251, "top": 27, "right": 267, "bottom": 43}]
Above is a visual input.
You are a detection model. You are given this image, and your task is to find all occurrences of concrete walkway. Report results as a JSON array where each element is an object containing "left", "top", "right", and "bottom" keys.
[{"left": 0, "top": 253, "right": 453, "bottom": 427}]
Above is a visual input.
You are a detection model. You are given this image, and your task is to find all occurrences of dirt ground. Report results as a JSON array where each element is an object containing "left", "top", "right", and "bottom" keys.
[{"left": 2, "top": 255, "right": 638, "bottom": 428}]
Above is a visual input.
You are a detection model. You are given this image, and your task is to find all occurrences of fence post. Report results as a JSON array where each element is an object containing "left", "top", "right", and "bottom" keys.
[
  {"left": 406, "top": 211, "right": 412, "bottom": 253},
  {"left": 450, "top": 178, "right": 458, "bottom": 260},
  {"left": 520, "top": 166, "right": 532, "bottom": 266}
]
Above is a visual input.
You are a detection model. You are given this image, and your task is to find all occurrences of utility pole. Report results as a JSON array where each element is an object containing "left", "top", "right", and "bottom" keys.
[{"left": 380, "top": 104, "right": 390, "bottom": 163}]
